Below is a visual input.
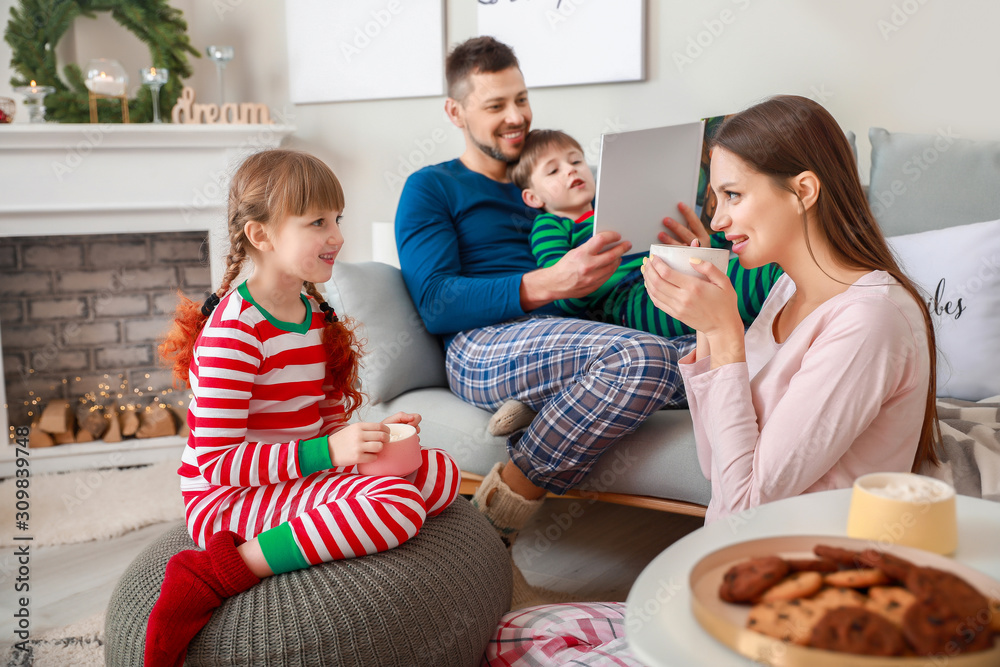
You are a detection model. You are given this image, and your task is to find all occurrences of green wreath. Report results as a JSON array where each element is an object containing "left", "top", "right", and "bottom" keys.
[{"left": 4, "top": 0, "right": 200, "bottom": 123}]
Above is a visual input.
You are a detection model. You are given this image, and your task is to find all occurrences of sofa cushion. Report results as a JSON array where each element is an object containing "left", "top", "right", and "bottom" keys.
[
  {"left": 324, "top": 261, "right": 448, "bottom": 404},
  {"left": 887, "top": 218, "right": 1000, "bottom": 401},
  {"left": 868, "top": 127, "right": 1000, "bottom": 237}
]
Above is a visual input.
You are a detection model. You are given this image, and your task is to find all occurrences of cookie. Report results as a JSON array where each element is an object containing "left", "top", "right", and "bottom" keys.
[
  {"left": 905, "top": 566, "right": 990, "bottom": 618},
  {"left": 813, "top": 544, "right": 864, "bottom": 568},
  {"left": 719, "top": 556, "right": 791, "bottom": 603},
  {"left": 990, "top": 599, "right": 1000, "bottom": 634},
  {"left": 902, "top": 598, "right": 994, "bottom": 656},
  {"left": 824, "top": 568, "right": 891, "bottom": 589},
  {"left": 760, "top": 571, "right": 824, "bottom": 602},
  {"left": 865, "top": 586, "right": 917, "bottom": 627},
  {"left": 785, "top": 558, "right": 839, "bottom": 573},
  {"left": 857, "top": 549, "right": 915, "bottom": 582},
  {"left": 747, "top": 598, "right": 823, "bottom": 645},
  {"left": 808, "top": 607, "right": 906, "bottom": 656},
  {"left": 811, "top": 586, "right": 868, "bottom": 610}
]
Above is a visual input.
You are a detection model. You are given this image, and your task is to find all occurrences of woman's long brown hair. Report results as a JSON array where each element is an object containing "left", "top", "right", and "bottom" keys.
[
  {"left": 159, "top": 149, "right": 364, "bottom": 418},
  {"left": 712, "top": 95, "right": 939, "bottom": 470}
]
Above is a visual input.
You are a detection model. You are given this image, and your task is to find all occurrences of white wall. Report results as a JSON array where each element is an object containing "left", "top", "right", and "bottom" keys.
[{"left": 3, "top": 0, "right": 998, "bottom": 263}]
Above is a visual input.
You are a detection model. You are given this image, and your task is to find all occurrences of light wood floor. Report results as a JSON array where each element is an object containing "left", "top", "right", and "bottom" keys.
[{"left": 0, "top": 498, "right": 703, "bottom": 650}]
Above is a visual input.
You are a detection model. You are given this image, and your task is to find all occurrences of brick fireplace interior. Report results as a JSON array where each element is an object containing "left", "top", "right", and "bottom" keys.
[{"left": 1, "top": 231, "right": 210, "bottom": 434}]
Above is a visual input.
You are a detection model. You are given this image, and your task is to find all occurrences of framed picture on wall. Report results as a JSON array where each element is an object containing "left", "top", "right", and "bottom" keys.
[
  {"left": 286, "top": 0, "right": 445, "bottom": 103},
  {"left": 477, "top": 0, "right": 645, "bottom": 88}
]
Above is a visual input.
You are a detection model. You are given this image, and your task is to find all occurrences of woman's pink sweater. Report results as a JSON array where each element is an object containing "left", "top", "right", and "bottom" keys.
[{"left": 680, "top": 271, "right": 930, "bottom": 523}]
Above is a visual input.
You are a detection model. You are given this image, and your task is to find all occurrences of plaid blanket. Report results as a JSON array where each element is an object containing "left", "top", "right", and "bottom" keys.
[{"left": 927, "top": 396, "right": 1000, "bottom": 502}]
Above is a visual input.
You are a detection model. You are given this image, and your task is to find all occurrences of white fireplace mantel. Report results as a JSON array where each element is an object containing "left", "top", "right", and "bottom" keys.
[{"left": 0, "top": 123, "right": 296, "bottom": 475}]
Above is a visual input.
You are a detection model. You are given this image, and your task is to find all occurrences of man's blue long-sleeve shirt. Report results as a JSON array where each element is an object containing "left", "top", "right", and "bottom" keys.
[{"left": 395, "top": 159, "right": 561, "bottom": 344}]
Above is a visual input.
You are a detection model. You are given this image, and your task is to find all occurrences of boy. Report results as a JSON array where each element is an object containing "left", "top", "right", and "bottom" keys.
[{"left": 509, "top": 129, "right": 784, "bottom": 336}]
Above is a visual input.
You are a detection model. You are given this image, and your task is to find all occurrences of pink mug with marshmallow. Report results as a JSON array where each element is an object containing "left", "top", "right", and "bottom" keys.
[{"left": 357, "top": 423, "right": 422, "bottom": 477}]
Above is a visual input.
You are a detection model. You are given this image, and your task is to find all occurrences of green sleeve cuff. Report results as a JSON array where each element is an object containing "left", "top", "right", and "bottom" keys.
[
  {"left": 258, "top": 522, "right": 310, "bottom": 574},
  {"left": 298, "top": 436, "right": 332, "bottom": 476}
]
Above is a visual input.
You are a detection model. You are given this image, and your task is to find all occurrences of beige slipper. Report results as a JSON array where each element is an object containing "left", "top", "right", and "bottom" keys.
[{"left": 488, "top": 400, "right": 538, "bottom": 437}]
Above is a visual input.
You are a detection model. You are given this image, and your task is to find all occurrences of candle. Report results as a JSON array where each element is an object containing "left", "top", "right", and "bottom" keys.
[
  {"left": 140, "top": 67, "right": 169, "bottom": 86},
  {"left": 86, "top": 71, "right": 125, "bottom": 96}
]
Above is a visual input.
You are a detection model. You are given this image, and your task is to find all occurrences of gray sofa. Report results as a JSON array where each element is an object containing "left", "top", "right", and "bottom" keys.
[{"left": 324, "top": 127, "right": 1000, "bottom": 515}]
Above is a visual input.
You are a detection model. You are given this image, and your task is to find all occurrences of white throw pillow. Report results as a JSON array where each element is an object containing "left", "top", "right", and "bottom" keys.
[{"left": 887, "top": 218, "right": 1000, "bottom": 400}]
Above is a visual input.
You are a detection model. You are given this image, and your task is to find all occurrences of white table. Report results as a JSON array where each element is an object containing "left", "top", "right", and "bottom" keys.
[{"left": 625, "top": 489, "right": 1000, "bottom": 667}]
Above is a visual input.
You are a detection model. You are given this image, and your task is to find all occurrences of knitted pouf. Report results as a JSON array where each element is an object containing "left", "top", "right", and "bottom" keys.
[{"left": 104, "top": 497, "right": 512, "bottom": 667}]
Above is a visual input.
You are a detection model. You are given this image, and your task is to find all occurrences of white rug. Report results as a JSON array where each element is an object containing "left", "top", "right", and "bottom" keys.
[
  {"left": 4, "top": 611, "right": 105, "bottom": 667},
  {"left": 0, "top": 459, "right": 184, "bottom": 548}
]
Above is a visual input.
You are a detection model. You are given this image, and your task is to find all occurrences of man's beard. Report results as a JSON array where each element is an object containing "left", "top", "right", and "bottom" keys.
[{"left": 472, "top": 132, "right": 520, "bottom": 164}]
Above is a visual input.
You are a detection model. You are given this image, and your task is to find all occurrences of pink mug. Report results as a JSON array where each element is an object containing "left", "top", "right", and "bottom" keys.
[{"left": 357, "top": 423, "right": 422, "bottom": 477}]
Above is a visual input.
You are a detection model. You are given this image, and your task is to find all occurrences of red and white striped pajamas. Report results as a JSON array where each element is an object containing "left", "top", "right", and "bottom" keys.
[{"left": 178, "top": 284, "right": 460, "bottom": 564}]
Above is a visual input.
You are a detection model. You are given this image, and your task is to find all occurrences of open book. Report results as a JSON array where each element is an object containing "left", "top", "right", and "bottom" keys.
[{"left": 592, "top": 115, "right": 731, "bottom": 249}]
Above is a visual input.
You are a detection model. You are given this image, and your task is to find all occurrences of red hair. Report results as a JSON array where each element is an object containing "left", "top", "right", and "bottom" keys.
[{"left": 159, "top": 149, "right": 364, "bottom": 418}]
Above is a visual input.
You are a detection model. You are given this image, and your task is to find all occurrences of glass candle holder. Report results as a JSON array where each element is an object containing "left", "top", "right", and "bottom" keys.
[
  {"left": 205, "top": 45, "right": 235, "bottom": 105},
  {"left": 140, "top": 67, "right": 169, "bottom": 123},
  {"left": 12, "top": 81, "right": 55, "bottom": 123},
  {"left": 84, "top": 59, "right": 128, "bottom": 97}
]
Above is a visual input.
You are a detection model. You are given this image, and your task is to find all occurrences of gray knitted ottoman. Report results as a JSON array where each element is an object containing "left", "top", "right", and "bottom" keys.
[{"left": 104, "top": 497, "right": 511, "bottom": 666}]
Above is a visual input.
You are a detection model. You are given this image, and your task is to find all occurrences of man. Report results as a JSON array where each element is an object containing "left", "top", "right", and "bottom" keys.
[{"left": 394, "top": 36, "right": 701, "bottom": 604}]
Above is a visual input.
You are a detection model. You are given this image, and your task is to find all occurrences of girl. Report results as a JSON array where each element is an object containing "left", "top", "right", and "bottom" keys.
[
  {"left": 643, "top": 96, "right": 939, "bottom": 523},
  {"left": 146, "top": 150, "right": 461, "bottom": 666}
]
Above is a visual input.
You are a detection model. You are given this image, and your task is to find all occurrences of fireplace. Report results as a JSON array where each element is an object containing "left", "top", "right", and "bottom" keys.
[
  {"left": 1, "top": 230, "right": 210, "bottom": 437},
  {"left": 0, "top": 123, "right": 294, "bottom": 475}
]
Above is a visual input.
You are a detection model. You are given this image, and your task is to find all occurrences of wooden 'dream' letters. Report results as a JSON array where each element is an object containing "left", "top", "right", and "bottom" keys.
[{"left": 171, "top": 86, "right": 271, "bottom": 125}]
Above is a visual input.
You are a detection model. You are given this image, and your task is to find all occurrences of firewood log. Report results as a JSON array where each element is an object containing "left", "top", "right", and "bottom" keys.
[
  {"left": 53, "top": 429, "right": 75, "bottom": 445},
  {"left": 81, "top": 409, "right": 108, "bottom": 439},
  {"left": 136, "top": 403, "right": 177, "bottom": 438},
  {"left": 39, "top": 401, "right": 74, "bottom": 435},
  {"left": 29, "top": 423, "right": 55, "bottom": 448},
  {"left": 120, "top": 407, "right": 140, "bottom": 437},
  {"left": 104, "top": 406, "right": 123, "bottom": 443}
]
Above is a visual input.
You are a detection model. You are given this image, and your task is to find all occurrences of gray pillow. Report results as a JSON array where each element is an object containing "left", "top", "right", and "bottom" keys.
[
  {"left": 868, "top": 127, "right": 1000, "bottom": 237},
  {"left": 845, "top": 129, "right": 858, "bottom": 166},
  {"left": 324, "top": 262, "right": 448, "bottom": 405}
]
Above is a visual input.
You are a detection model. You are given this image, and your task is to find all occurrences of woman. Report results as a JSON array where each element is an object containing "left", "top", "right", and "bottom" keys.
[{"left": 643, "top": 96, "right": 939, "bottom": 523}]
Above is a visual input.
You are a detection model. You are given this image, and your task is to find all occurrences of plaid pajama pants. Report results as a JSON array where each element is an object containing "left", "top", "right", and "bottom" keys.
[{"left": 446, "top": 316, "right": 696, "bottom": 493}]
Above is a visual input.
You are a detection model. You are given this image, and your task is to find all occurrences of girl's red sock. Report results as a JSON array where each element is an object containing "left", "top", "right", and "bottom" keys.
[{"left": 144, "top": 530, "right": 261, "bottom": 667}]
